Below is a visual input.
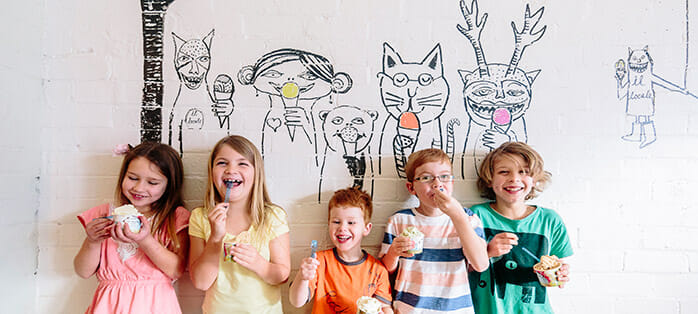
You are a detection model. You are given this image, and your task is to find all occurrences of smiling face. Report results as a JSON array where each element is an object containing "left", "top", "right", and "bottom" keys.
[
  {"left": 406, "top": 161, "right": 454, "bottom": 211},
  {"left": 211, "top": 145, "right": 255, "bottom": 205},
  {"left": 328, "top": 206, "right": 371, "bottom": 258},
  {"left": 489, "top": 154, "right": 535, "bottom": 207},
  {"left": 121, "top": 157, "right": 168, "bottom": 214},
  {"left": 461, "top": 64, "right": 535, "bottom": 127},
  {"left": 174, "top": 39, "right": 211, "bottom": 90},
  {"left": 253, "top": 60, "right": 332, "bottom": 100}
]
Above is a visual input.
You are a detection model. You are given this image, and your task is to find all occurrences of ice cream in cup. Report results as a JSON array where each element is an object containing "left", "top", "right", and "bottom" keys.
[
  {"left": 400, "top": 226, "right": 424, "bottom": 254},
  {"left": 112, "top": 204, "right": 143, "bottom": 233},
  {"left": 356, "top": 296, "right": 382, "bottom": 314},
  {"left": 533, "top": 255, "right": 562, "bottom": 287},
  {"left": 224, "top": 231, "right": 252, "bottom": 262}
]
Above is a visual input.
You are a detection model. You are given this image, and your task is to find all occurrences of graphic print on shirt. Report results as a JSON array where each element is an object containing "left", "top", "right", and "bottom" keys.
[{"left": 471, "top": 228, "right": 550, "bottom": 304}]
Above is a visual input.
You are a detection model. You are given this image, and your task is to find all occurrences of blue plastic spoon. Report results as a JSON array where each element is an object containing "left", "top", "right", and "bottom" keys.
[
  {"left": 223, "top": 181, "right": 233, "bottom": 203},
  {"left": 310, "top": 240, "right": 318, "bottom": 258}
]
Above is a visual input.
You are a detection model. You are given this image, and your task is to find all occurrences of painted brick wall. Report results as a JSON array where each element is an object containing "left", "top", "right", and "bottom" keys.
[{"left": 3, "top": 0, "right": 697, "bottom": 313}]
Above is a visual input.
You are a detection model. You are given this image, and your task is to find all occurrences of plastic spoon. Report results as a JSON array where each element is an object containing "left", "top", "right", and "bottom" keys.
[
  {"left": 310, "top": 240, "right": 318, "bottom": 258},
  {"left": 223, "top": 180, "right": 233, "bottom": 203},
  {"left": 521, "top": 246, "right": 540, "bottom": 262}
]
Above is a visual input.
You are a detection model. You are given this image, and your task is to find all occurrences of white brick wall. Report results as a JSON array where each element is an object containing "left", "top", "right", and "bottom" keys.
[{"left": 2, "top": 0, "right": 697, "bottom": 312}]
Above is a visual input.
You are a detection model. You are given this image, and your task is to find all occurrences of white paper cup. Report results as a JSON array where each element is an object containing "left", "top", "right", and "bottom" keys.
[
  {"left": 533, "top": 263, "right": 561, "bottom": 287},
  {"left": 114, "top": 214, "right": 142, "bottom": 233}
]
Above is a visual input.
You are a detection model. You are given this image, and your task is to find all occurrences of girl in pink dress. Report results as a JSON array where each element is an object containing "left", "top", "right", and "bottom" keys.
[{"left": 73, "top": 142, "right": 190, "bottom": 314}]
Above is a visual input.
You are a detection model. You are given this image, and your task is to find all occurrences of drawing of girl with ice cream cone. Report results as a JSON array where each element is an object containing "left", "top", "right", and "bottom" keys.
[{"left": 238, "top": 48, "right": 353, "bottom": 166}]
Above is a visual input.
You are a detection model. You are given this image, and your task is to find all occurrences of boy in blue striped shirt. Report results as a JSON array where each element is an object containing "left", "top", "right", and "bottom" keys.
[{"left": 379, "top": 148, "right": 489, "bottom": 313}]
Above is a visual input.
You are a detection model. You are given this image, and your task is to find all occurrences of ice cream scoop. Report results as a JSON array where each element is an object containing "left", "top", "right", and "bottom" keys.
[
  {"left": 491, "top": 107, "right": 511, "bottom": 133},
  {"left": 400, "top": 226, "right": 424, "bottom": 254},
  {"left": 396, "top": 112, "right": 420, "bottom": 154},
  {"left": 356, "top": 296, "right": 382, "bottom": 314},
  {"left": 112, "top": 204, "right": 143, "bottom": 233},
  {"left": 281, "top": 82, "right": 300, "bottom": 141},
  {"left": 533, "top": 255, "right": 562, "bottom": 287}
]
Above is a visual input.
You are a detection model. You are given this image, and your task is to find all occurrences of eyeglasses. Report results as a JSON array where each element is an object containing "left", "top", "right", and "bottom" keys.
[
  {"left": 378, "top": 72, "right": 441, "bottom": 88},
  {"left": 412, "top": 174, "right": 454, "bottom": 183}
]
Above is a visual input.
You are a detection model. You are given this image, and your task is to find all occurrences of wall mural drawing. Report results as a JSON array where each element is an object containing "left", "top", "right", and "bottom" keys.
[
  {"left": 457, "top": 0, "right": 545, "bottom": 178},
  {"left": 377, "top": 42, "right": 456, "bottom": 178},
  {"left": 140, "top": 0, "right": 175, "bottom": 143},
  {"left": 166, "top": 30, "right": 234, "bottom": 155},
  {"left": 237, "top": 48, "right": 353, "bottom": 185},
  {"left": 615, "top": 45, "right": 698, "bottom": 148},
  {"left": 317, "top": 105, "right": 379, "bottom": 201}
]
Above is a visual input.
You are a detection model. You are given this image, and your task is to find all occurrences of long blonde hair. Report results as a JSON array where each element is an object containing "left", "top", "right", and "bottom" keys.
[{"left": 204, "top": 135, "right": 282, "bottom": 244}]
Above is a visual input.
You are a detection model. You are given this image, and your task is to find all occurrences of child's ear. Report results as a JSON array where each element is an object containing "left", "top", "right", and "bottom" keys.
[
  {"left": 363, "top": 222, "right": 372, "bottom": 236},
  {"left": 406, "top": 181, "right": 416, "bottom": 195}
]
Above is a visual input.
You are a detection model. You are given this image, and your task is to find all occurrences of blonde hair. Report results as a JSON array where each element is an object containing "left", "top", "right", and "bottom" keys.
[
  {"left": 204, "top": 135, "right": 282, "bottom": 245},
  {"left": 477, "top": 142, "right": 551, "bottom": 200},
  {"left": 328, "top": 187, "right": 373, "bottom": 224},
  {"left": 405, "top": 148, "right": 452, "bottom": 182}
]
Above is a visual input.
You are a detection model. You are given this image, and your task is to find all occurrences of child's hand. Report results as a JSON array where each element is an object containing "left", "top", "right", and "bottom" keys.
[
  {"left": 487, "top": 232, "right": 518, "bottom": 258},
  {"left": 208, "top": 203, "right": 228, "bottom": 242},
  {"left": 85, "top": 218, "right": 113, "bottom": 243},
  {"left": 556, "top": 262, "right": 570, "bottom": 288},
  {"left": 432, "top": 189, "right": 461, "bottom": 217},
  {"left": 388, "top": 236, "right": 415, "bottom": 258},
  {"left": 297, "top": 257, "right": 320, "bottom": 281},
  {"left": 230, "top": 243, "right": 266, "bottom": 274}
]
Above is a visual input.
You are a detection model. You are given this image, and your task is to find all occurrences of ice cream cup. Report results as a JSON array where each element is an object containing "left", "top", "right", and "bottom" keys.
[
  {"left": 533, "top": 261, "right": 562, "bottom": 287},
  {"left": 223, "top": 242, "right": 235, "bottom": 262},
  {"left": 356, "top": 296, "right": 382, "bottom": 314},
  {"left": 401, "top": 226, "right": 424, "bottom": 255},
  {"left": 114, "top": 214, "right": 142, "bottom": 233}
]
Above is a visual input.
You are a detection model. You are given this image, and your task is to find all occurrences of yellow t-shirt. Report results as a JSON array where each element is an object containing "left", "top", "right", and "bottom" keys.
[{"left": 189, "top": 205, "right": 289, "bottom": 314}]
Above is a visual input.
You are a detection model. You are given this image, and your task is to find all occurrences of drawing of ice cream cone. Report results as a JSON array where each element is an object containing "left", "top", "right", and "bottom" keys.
[
  {"left": 491, "top": 107, "right": 512, "bottom": 134},
  {"left": 213, "top": 74, "right": 234, "bottom": 128},
  {"left": 615, "top": 59, "right": 627, "bottom": 81},
  {"left": 397, "top": 112, "right": 420, "bottom": 154},
  {"left": 281, "top": 82, "right": 300, "bottom": 141},
  {"left": 338, "top": 126, "right": 360, "bottom": 156}
]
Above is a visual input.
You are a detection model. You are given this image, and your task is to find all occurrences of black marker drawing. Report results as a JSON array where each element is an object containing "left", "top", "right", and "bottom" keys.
[
  {"left": 317, "top": 105, "right": 378, "bottom": 202},
  {"left": 615, "top": 45, "right": 697, "bottom": 148},
  {"left": 140, "top": 0, "right": 175, "bottom": 143},
  {"left": 238, "top": 48, "right": 352, "bottom": 164},
  {"left": 166, "top": 30, "right": 234, "bottom": 155},
  {"left": 457, "top": 0, "right": 545, "bottom": 178},
  {"left": 377, "top": 43, "right": 456, "bottom": 178}
]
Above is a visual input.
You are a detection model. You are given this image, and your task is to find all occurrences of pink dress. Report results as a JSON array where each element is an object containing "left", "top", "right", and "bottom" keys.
[{"left": 77, "top": 203, "right": 190, "bottom": 314}]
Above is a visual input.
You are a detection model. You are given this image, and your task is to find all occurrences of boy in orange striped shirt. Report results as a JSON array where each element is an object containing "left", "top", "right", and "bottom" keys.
[{"left": 289, "top": 187, "right": 393, "bottom": 313}]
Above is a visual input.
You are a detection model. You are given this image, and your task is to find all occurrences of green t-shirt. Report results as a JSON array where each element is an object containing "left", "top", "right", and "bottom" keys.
[{"left": 469, "top": 202, "right": 574, "bottom": 314}]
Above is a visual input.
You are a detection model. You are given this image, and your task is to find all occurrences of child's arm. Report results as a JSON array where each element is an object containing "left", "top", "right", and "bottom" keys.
[
  {"left": 380, "top": 235, "right": 413, "bottom": 273},
  {"left": 229, "top": 232, "right": 291, "bottom": 285},
  {"left": 289, "top": 257, "right": 319, "bottom": 307},
  {"left": 381, "top": 305, "right": 394, "bottom": 314},
  {"left": 189, "top": 204, "right": 228, "bottom": 290},
  {"left": 73, "top": 218, "right": 113, "bottom": 278},
  {"left": 113, "top": 216, "right": 190, "bottom": 279},
  {"left": 433, "top": 190, "right": 489, "bottom": 272}
]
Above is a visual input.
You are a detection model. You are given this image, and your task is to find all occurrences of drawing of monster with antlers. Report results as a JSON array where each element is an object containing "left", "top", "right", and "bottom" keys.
[{"left": 457, "top": 0, "right": 546, "bottom": 178}]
